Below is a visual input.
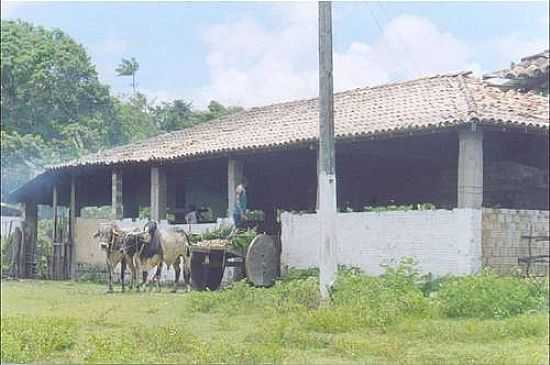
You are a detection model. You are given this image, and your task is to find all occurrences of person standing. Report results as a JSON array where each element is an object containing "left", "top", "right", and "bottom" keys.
[
  {"left": 233, "top": 177, "right": 248, "bottom": 229},
  {"left": 185, "top": 205, "right": 198, "bottom": 224}
]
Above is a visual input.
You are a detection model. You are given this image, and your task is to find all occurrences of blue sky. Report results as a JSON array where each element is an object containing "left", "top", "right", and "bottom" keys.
[{"left": 2, "top": 1, "right": 548, "bottom": 109}]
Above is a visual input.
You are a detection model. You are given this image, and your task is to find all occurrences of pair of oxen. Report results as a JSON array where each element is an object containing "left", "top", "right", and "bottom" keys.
[{"left": 93, "top": 221, "right": 191, "bottom": 293}]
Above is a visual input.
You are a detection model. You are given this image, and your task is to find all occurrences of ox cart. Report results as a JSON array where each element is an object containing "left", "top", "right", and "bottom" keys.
[{"left": 188, "top": 233, "right": 279, "bottom": 290}]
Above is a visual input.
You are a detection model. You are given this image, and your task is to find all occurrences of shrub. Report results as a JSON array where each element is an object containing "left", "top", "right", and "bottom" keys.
[
  {"left": 187, "top": 275, "right": 320, "bottom": 314},
  {"left": 326, "top": 261, "right": 435, "bottom": 330},
  {"left": 437, "top": 270, "right": 544, "bottom": 319}
]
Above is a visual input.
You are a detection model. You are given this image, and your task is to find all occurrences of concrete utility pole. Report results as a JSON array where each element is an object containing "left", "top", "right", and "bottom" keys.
[{"left": 318, "top": 1, "right": 338, "bottom": 301}]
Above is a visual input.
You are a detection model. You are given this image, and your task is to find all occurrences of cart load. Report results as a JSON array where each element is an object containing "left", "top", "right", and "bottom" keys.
[{"left": 187, "top": 226, "right": 278, "bottom": 290}]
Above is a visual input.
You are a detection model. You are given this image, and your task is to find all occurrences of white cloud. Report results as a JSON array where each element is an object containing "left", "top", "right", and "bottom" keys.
[
  {"left": 371, "top": 15, "right": 472, "bottom": 79},
  {"left": 194, "top": 8, "right": 477, "bottom": 108},
  {"left": 194, "top": 3, "right": 318, "bottom": 108}
]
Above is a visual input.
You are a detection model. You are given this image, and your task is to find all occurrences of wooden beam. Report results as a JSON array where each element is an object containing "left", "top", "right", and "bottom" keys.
[
  {"left": 52, "top": 184, "right": 58, "bottom": 243},
  {"left": 22, "top": 201, "right": 38, "bottom": 278},
  {"left": 68, "top": 175, "right": 76, "bottom": 279}
]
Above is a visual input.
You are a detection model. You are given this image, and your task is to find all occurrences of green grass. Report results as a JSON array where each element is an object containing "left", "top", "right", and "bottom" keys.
[{"left": 1, "top": 271, "right": 549, "bottom": 364}]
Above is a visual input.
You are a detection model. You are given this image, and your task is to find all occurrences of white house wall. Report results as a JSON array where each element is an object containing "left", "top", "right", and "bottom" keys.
[{"left": 281, "top": 209, "right": 482, "bottom": 276}]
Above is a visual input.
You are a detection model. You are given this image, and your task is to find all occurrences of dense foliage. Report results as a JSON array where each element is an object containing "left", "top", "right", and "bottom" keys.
[
  {"left": 0, "top": 20, "right": 241, "bottom": 200},
  {"left": 2, "top": 262, "right": 548, "bottom": 364}
]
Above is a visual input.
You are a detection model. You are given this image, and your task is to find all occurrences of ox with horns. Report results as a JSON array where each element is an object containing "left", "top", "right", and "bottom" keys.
[
  {"left": 93, "top": 223, "right": 138, "bottom": 293},
  {"left": 121, "top": 221, "right": 191, "bottom": 293}
]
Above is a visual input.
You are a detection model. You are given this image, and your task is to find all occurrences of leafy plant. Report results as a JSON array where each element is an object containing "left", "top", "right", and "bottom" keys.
[
  {"left": 189, "top": 225, "right": 257, "bottom": 250},
  {"left": 363, "top": 202, "right": 437, "bottom": 212},
  {"left": 437, "top": 269, "right": 545, "bottom": 319},
  {"left": 231, "top": 228, "right": 257, "bottom": 249}
]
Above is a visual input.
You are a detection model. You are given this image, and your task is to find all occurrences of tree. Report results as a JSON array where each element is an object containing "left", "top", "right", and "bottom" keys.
[
  {"left": 0, "top": 20, "right": 115, "bottom": 199},
  {"left": 1, "top": 20, "right": 113, "bottom": 141},
  {"left": 0, "top": 20, "right": 244, "bottom": 200},
  {"left": 113, "top": 92, "right": 158, "bottom": 144},
  {"left": 115, "top": 57, "right": 139, "bottom": 94},
  {"left": 150, "top": 99, "right": 193, "bottom": 132}
]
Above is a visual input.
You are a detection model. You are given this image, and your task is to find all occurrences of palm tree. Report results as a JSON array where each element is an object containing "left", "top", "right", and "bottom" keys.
[{"left": 116, "top": 57, "right": 139, "bottom": 94}]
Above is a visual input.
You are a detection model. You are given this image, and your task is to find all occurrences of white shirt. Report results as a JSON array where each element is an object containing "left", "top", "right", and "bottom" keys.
[{"left": 185, "top": 211, "right": 198, "bottom": 224}]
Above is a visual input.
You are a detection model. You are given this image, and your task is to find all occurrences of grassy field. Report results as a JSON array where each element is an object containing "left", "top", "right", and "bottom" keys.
[{"left": 1, "top": 268, "right": 549, "bottom": 364}]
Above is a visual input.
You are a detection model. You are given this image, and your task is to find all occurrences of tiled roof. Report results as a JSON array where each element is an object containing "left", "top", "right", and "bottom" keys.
[
  {"left": 50, "top": 72, "right": 549, "bottom": 171},
  {"left": 484, "top": 50, "right": 549, "bottom": 81}
]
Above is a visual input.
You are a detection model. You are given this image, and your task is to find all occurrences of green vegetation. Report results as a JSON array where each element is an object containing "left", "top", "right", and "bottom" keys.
[
  {"left": 2, "top": 263, "right": 548, "bottom": 364},
  {"left": 1, "top": 20, "right": 242, "bottom": 200},
  {"left": 189, "top": 225, "right": 257, "bottom": 250}
]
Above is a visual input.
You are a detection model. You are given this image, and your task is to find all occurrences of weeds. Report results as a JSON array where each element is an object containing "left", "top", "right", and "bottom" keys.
[
  {"left": 1, "top": 315, "right": 76, "bottom": 363},
  {"left": 437, "top": 269, "right": 546, "bottom": 319},
  {"left": 1, "top": 261, "right": 549, "bottom": 364}
]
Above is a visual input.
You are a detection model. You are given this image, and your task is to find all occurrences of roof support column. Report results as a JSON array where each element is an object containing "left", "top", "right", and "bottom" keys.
[
  {"left": 22, "top": 200, "right": 37, "bottom": 278},
  {"left": 227, "top": 158, "right": 244, "bottom": 218},
  {"left": 151, "top": 166, "right": 167, "bottom": 222},
  {"left": 112, "top": 169, "right": 123, "bottom": 219},
  {"left": 457, "top": 125, "right": 484, "bottom": 208},
  {"left": 68, "top": 175, "right": 77, "bottom": 279},
  {"left": 52, "top": 183, "right": 58, "bottom": 243}
]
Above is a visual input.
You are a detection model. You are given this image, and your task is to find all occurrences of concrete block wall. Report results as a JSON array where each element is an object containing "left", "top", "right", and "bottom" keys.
[
  {"left": 281, "top": 209, "right": 482, "bottom": 276},
  {"left": 482, "top": 209, "right": 550, "bottom": 275}
]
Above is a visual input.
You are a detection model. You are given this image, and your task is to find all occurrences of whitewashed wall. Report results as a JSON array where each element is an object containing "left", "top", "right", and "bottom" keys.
[{"left": 281, "top": 209, "right": 482, "bottom": 276}]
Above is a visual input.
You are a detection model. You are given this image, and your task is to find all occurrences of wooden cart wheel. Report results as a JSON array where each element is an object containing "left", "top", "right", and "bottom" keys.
[
  {"left": 245, "top": 234, "right": 278, "bottom": 287},
  {"left": 190, "top": 252, "right": 207, "bottom": 290},
  {"left": 205, "top": 251, "right": 225, "bottom": 290}
]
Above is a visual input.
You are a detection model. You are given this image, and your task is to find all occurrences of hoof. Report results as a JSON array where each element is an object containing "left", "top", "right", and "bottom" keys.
[
  {"left": 170, "top": 288, "right": 177, "bottom": 293},
  {"left": 105, "top": 289, "right": 114, "bottom": 294}
]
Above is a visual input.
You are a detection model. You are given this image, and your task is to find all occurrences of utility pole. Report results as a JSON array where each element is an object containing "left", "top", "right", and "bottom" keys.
[{"left": 318, "top": 1, "right": 338, "bottom": 301}]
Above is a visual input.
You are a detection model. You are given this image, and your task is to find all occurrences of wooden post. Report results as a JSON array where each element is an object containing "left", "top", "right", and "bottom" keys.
[
  {"left": 112, "top": 169, "right": 123, "bottom": 219},
  {"left": 22, "top": 201, "right": 38, "bottom": 278},
  {"left": 151, "top": 166, "right": 167, "bottom": 222},
  {"left": 68, "top": 175, "right": 77, "bottom": 279},
  {"left": 227, "top": 158, "right": 244, "bottom": 218},
  {"left": 457, "top": 125, "right": 483, "bottom": 208},
  {"left": 52, "top": 183, "right": 58, "bottom": 243},
  {"left": 318, "top": 1, "right": 338, "bottom": 301}
]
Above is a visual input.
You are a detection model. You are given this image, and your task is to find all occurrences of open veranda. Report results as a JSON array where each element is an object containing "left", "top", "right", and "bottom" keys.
[{"left": 1, "top": 265, "right": 549, "bottom": 365}]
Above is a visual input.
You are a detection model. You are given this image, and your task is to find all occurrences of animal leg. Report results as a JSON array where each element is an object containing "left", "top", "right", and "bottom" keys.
[
  {"left": 172, "top": 258, "right": 181, "bottom": 293},
  {"left": 154, "top": 265, "right": 162, "bottom": 292},
  {"left": 106, "top": 260, "right": 114, "bottom": 293},
  {"left": 135, "top": 259, "right": 144, "bottom": 291},
  {"left": 127, "top": 258, "right": 135, "bottom": 290},
  {"left": 182, "top": 257, "right": 191, "bottom": 292},
  {"left": 143, "top": 269, "right": 151, "bottom": 291},
  {"left": 121, "top": 258, "right": 126, "bottom": 293}
]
